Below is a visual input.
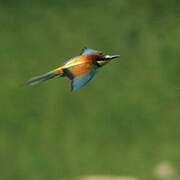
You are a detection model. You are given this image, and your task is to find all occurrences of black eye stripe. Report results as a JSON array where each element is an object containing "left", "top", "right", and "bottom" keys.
[{"left": 93, "top": 61, "right": 102, "bottom": 67}]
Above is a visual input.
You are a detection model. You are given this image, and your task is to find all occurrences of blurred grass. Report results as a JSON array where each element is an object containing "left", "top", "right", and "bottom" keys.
[{"left": 0, "top": 0, "right": 180, "bottom": 180}]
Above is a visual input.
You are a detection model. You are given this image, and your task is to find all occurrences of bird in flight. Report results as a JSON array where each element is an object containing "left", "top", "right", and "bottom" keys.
[{"left": 27, "top": 48, "right": 120, "bottom": 91}]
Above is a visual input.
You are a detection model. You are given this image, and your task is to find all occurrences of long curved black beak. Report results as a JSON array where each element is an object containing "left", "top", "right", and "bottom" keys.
[{"left": 104, "top": 54, "right": 120, "bottom": 60}]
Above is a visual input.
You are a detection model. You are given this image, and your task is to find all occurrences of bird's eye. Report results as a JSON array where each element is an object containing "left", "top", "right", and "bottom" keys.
[{"left": 97, "top": 52, "right": 104, "bottom": 60}]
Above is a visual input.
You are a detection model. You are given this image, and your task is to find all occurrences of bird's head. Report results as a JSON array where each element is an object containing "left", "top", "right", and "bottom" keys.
[{"left": 80, "top": 47, "right": 120, "bottom": 67}]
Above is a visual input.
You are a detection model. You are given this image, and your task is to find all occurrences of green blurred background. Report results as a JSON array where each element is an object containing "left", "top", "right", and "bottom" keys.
[{"left": 0, "top": 0, "right": 180, "bottom": 179}]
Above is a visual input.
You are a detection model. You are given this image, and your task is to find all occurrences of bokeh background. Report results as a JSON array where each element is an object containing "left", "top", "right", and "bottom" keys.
[{"left": 0, "top": 0, "right": 180, "bottom": 179}]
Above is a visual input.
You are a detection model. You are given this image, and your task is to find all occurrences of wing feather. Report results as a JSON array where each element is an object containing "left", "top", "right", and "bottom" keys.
[{"left": 71, "top": 68, "right": 96, "bottom": 91}]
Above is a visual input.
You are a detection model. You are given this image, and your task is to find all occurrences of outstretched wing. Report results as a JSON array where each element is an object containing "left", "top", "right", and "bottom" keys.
[
  {"left": 80, "top": 47, "right": 99, "bottom": 55},
  {"left": 71, "top": 68, "right": 96, "bottom": 91},
  {"left": 63, "top": 62, "right": 97, "bottom": 91}
]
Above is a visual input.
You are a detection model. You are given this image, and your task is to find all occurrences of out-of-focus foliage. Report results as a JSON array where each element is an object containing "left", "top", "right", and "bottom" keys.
[{"left": 0, "top": 0, "right": 180, "bottom": 179}]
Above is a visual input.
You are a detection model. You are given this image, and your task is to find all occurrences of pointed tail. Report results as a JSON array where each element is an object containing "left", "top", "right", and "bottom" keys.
[{"left": 26, "top": 68, "right": 63, "bottom": 86}]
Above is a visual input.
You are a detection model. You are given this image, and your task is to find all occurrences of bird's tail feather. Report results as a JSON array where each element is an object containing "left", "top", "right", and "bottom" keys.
[{"left": 27, "top": 69, "right": 63, "bottom": 86}]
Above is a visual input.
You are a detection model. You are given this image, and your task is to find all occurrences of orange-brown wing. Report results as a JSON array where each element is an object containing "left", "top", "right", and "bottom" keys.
[{"left": 63, "top": 62, "right": 97, "bottom": 91}]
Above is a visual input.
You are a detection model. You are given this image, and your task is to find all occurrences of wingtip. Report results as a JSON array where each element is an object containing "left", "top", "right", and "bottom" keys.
[{"left": 80, "top": 46, "right": 88, "bottom": 55}]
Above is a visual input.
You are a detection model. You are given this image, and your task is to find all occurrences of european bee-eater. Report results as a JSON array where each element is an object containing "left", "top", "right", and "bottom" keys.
[{"left": 27, "top": 48, "right": 120, "bottom": 91}]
